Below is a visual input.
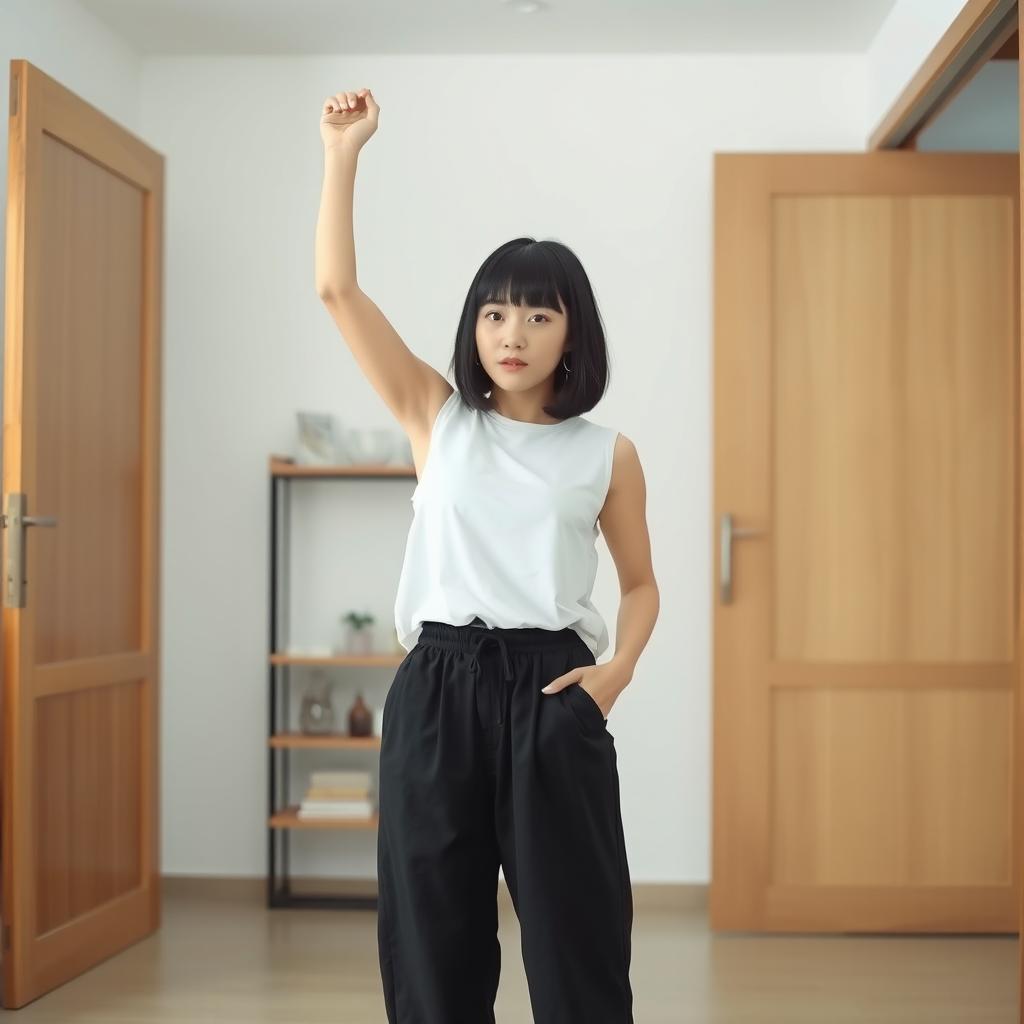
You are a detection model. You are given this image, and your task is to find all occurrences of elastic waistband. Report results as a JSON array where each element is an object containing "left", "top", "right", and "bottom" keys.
[{"left": 418, "top": 617, "right": 585, "bottom": 654}]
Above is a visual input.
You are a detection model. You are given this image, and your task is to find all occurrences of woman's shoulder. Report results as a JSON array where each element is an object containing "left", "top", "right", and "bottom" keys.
[
  {"left": 578, "top": 414, "right": 622, "bottom": 444},
  {"left": 578, "top": 419, "right": 637, "bottom": 480}
]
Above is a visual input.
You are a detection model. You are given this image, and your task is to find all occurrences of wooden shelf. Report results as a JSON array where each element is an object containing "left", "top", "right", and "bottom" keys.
[
  {"left": 270, "top": 732, "right": 381, "bottom": 749},
  {"left": 269, "top": 453, "right": 417, "bottom": 479},
  {"left": 271, "top": 652, "right": 405, "bottom": 667},
  {"left": 270, "top": 806, "right": 379, "bottom": 830},
  {"left": 268, "top": 450, "right": 399, "bottom": 905}
]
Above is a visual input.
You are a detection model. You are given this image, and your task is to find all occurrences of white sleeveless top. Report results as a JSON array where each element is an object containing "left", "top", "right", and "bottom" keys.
[{"left": 393, "top": 389, "right": 619, "bottom": 658}]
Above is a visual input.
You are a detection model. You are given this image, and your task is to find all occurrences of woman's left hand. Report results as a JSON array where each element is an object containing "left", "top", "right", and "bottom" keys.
[{"left": 540, "top": 661, "right": 631, "bottom": 718}]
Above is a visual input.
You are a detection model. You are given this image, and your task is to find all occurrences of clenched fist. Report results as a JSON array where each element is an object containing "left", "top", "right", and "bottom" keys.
[{"left": 320, "top": 88, "right": 379, "bottom": 153}]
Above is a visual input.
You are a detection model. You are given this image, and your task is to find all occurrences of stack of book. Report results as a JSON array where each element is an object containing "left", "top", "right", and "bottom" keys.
[{"left": 298, "top": 769, "right": 375, "bottom": 820}]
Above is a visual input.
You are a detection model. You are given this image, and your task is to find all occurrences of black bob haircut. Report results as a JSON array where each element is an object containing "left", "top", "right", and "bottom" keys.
[{"left": 448, "top": 237, "right": 610, "bottom": 422}]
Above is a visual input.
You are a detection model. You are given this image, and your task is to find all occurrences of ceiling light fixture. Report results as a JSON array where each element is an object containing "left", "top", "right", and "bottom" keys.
[{"left": 501, "top": 0, "right": 549, "bottom": 13}]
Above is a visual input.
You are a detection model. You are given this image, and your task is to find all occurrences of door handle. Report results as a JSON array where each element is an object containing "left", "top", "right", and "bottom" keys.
[
  {"left": 2, "top": 493, "right": 58, "bottom": 608},
  {"left": 719, "top": 513, "right": 764, "bottom": 604}
]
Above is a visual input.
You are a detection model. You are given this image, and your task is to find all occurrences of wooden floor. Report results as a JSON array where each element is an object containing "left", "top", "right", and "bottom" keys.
[{"left": 15, "top": 879, "right": 1020, "bottom": 1022}]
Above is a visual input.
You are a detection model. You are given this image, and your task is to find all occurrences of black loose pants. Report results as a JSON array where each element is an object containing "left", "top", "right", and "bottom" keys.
[{"left": 376, "top": 618, "right": 634, "bottom": 1024}]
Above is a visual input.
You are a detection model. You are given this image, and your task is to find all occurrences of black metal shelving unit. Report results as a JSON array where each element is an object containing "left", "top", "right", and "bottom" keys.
[{"left": 267, "top": 453, "right": 415, "bottom": 909}]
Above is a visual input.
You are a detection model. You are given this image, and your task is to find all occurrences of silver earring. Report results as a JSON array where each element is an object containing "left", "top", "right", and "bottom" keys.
[{"left": 562, "top": 353, "right": 572, "bottom": 373}]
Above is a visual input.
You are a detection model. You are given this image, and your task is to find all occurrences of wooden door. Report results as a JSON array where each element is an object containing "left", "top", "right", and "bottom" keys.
[
  {"left": 712, "top": 152, "right": 1019, "bottom": 932},
  {"left": 2, "top": 60, "right": 164, "bottom": 1005}
]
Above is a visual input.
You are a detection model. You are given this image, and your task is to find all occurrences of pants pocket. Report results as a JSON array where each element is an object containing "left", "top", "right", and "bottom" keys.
[
  {"left": 565, "top": 681, "right": 608, "bottom": 736},
  {"left": 382, "top": 645, "right": 419, "bottom": 733}
]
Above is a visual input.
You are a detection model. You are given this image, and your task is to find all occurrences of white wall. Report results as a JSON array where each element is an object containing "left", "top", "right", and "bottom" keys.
[
  {"left": 1, "top": 0, "right": 976, "bottom": 888},
  {"left": 140, "top": 54, "right": 865, "bottom": 883}
]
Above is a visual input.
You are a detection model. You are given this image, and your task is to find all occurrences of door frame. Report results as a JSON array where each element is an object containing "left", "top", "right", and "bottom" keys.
[
  {"left": 868, "top": 1, "right": 1023, "bottom": 1018},
  {"left": 868, "top": 0, "right": 1017, "bottom": 151}
]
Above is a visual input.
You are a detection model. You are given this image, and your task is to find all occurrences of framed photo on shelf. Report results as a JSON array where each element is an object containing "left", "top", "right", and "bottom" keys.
[{"left": 295, "top": 411, "right": 341, "bottom": 466}]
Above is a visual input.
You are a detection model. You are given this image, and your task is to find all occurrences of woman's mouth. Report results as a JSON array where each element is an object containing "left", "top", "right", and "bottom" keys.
[{"left": 499, "top": 360, "right": 527, "bottom": 371}]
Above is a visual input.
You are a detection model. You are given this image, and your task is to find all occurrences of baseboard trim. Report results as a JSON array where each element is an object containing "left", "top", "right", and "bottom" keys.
[{"left": 160, "top": 875, "right": 707, "bottom": 910}]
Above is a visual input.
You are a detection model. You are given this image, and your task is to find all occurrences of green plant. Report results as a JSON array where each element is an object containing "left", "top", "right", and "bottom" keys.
[{"left": 342, "top": 610, "right": 375, "bottom": 629}]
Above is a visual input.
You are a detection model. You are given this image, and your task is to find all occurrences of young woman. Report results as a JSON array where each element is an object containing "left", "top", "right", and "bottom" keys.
[{"left": 315, "top": 88, "right": 659, "bottom": 1024}]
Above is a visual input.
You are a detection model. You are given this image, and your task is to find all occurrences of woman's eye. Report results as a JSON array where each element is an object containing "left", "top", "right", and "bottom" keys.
[{"left": 485, "top": 312, "right": 548, "bottom": 322}]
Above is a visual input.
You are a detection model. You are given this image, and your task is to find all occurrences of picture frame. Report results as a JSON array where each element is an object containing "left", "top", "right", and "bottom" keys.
[{"left": 295, "top": 410, "right": 341, "bottom": 465}]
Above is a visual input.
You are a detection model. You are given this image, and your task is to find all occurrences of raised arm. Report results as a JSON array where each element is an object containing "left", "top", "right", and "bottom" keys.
[{"left": 314, "top": 89, "right": 450, "bottom": 435}]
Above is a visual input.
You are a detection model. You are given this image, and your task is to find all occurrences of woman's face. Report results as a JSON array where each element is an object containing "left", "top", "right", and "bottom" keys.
[{"left": 475, "top": 297, "right": 569, "bottom": 396}]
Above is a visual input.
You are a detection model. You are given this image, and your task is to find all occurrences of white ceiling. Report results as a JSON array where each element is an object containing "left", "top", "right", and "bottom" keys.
[{"left": 75, "top": 0, "right": 901, "bottom": 56}]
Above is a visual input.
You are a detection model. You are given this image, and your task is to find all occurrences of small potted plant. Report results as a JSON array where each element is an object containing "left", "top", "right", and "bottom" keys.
[{"left": 340, "top": 610, "right": 375, "bottom": 654}]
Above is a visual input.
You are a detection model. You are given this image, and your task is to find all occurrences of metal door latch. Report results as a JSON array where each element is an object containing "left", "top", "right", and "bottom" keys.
[
  {"left": 719, "top": 513, "right": 764, "bottom": 604},
  {"left": 2, "top": 493, "right": 58, "bottom": 608}
]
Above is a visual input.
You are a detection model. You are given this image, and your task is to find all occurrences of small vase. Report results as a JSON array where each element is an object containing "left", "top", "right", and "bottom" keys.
[
  {"left": 348, "top": 692, "right": 373, "bottom": 737},
  {"left": 345, "top": 624, "right": 374, "bottom": 654}
]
